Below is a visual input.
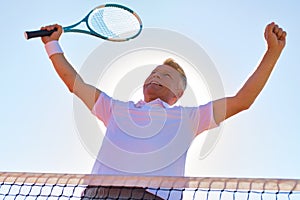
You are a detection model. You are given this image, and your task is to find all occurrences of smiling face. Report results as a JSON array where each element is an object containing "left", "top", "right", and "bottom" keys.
[{"left": 143, "top": 64, "right": 186, "bottom": 105}]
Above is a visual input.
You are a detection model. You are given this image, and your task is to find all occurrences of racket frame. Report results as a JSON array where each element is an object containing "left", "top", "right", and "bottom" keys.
[{"left": 25, "top": 3, "right": 143, "bottom": 42}]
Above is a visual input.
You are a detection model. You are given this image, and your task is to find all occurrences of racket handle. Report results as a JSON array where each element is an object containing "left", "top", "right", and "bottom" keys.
[{"left": 24, "top": 28, "right": 58, "bottom": 40}]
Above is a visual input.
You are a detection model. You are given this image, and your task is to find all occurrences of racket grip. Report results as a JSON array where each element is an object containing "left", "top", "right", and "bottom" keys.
[{"left": 24, "top": 28, "right": 58, "bottom": 40}]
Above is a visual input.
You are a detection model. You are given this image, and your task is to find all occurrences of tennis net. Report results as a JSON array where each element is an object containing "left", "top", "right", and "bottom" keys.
[{"left": 1, "top": 172, "right": 300, "bottom": 200}]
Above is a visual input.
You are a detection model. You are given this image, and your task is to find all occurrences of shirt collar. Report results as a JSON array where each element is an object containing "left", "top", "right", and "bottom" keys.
[{"left": 135, "top": 98, "right": 170, "bottom": 108}]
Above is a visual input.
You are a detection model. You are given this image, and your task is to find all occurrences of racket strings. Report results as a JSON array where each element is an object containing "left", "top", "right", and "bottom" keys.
[{"left": 89, "top": 7, "right": 141, "bottom": 39}]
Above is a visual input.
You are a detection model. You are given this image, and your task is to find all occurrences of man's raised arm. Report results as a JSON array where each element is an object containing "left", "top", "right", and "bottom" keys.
[
  {"left": 41, "top": 24, "right": 101, "bottom": 111},
  {"left": 212, "top": 22, "right": 287, "bottom": 125}
]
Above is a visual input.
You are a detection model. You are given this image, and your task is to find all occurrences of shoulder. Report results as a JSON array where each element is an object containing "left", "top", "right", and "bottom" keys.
[{"left": 95, "top": 92, "right": 135, "bottom": 105}]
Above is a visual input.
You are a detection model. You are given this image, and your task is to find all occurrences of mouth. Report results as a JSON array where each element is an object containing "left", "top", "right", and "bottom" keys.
[{"left": 149, "top": 81, "right": 163, "bottom": 87}]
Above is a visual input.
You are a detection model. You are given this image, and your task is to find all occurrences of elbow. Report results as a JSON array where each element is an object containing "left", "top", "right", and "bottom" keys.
[
  {"left": 66, "top": 83, "right": 75, "bottom": 94},
  {"left": 240, "top": 102, "right": 252, "bottom": 111},
  {"left": 68, "top": 86, "right": 75, "bottom": 94},
  {"left": 66, "top": 76, "right": 83, "bottom": 94},
  {"left": 68, "top": 84, "right": 81, "bottom": 96},
  {"left": 234, "top": 94, "right": 254, "bottom": 112}
]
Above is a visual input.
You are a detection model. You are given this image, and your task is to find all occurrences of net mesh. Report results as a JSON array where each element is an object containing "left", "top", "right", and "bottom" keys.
[
  {"left": 1, "top": 172, "right": 300, "bottom": 200},
  {"left": 89, "top": 6, "right": 141, "bottom": 40}
]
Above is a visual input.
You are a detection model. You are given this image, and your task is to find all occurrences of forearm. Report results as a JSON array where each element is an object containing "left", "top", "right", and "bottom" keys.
[
  {"left": 236, "top": 48, "right": 282, "bottom": 109},
  {"left": 49, "top": 53, "right": 83, "bottom": 93}
]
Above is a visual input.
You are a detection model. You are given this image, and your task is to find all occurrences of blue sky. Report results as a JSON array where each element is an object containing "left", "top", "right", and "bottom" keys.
[{"left": 1, "top": 0, "right": 300, "bottom": 180}]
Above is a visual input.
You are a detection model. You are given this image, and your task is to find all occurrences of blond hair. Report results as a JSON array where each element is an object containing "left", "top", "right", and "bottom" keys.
[{"left": 163, "top": 58, "right": 187, "bottom": 89}]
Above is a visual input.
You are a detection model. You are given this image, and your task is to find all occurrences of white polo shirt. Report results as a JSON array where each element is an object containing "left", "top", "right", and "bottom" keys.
[{"left": 91, "top": 92, "right": 218, "bottom": 176}]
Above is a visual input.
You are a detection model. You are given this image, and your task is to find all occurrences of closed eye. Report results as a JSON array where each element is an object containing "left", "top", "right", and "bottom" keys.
[
  {"left": 164, "top": 73, "right": 172, "bottom": 79},
  {"left": 150, "top": 70, "right": 173, "bottom": 79}
]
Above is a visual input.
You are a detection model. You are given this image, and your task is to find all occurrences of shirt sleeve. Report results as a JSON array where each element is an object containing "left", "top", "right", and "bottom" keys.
[
  {"left": 91, "top": 92, "right": 113, "bottom": 126},
  {"left": 194, "top": 102, "right": 219, "bottom": 135}
]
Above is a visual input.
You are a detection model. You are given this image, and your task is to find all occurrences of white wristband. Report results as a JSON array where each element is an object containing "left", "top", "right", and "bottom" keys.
[{"left": 45, "top": 40, "right": 63, "bottom": 58}]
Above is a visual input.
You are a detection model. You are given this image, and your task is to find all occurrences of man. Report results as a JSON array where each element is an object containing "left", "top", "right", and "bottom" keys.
[{"left": 40, "top": 22, "right": 286, "bottom": 199}]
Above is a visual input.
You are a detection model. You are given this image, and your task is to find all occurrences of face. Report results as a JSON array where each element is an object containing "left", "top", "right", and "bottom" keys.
[{"left": 143, "top": 65, "right": 185, "bottom": 105}]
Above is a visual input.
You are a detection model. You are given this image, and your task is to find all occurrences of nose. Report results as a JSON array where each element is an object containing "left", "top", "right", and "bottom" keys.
[{"left": 151, "top": 72, "right": 161, "bottom": 79}]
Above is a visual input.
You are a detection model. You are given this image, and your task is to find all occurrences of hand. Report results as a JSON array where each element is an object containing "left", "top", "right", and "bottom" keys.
[
  {"left": 264, "top": 22, "right": 287, "bottom": 52},
  {"left": 40, "top": 24, "right": 63, "bottom": 44}
]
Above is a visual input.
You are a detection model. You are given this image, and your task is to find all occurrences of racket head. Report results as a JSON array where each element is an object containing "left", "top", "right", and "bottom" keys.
[{"left": 83, "top": 4, "right": 143, "bottom": 42}]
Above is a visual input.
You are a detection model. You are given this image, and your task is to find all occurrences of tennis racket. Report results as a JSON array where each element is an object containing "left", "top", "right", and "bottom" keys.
[{"left": 24, "top": 3, "right": 143, "bottom": 42}]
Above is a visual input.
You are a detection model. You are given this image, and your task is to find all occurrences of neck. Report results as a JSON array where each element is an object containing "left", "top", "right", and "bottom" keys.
[{"left": 144, "top": 96, "right": 176, "bottom": 105}]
